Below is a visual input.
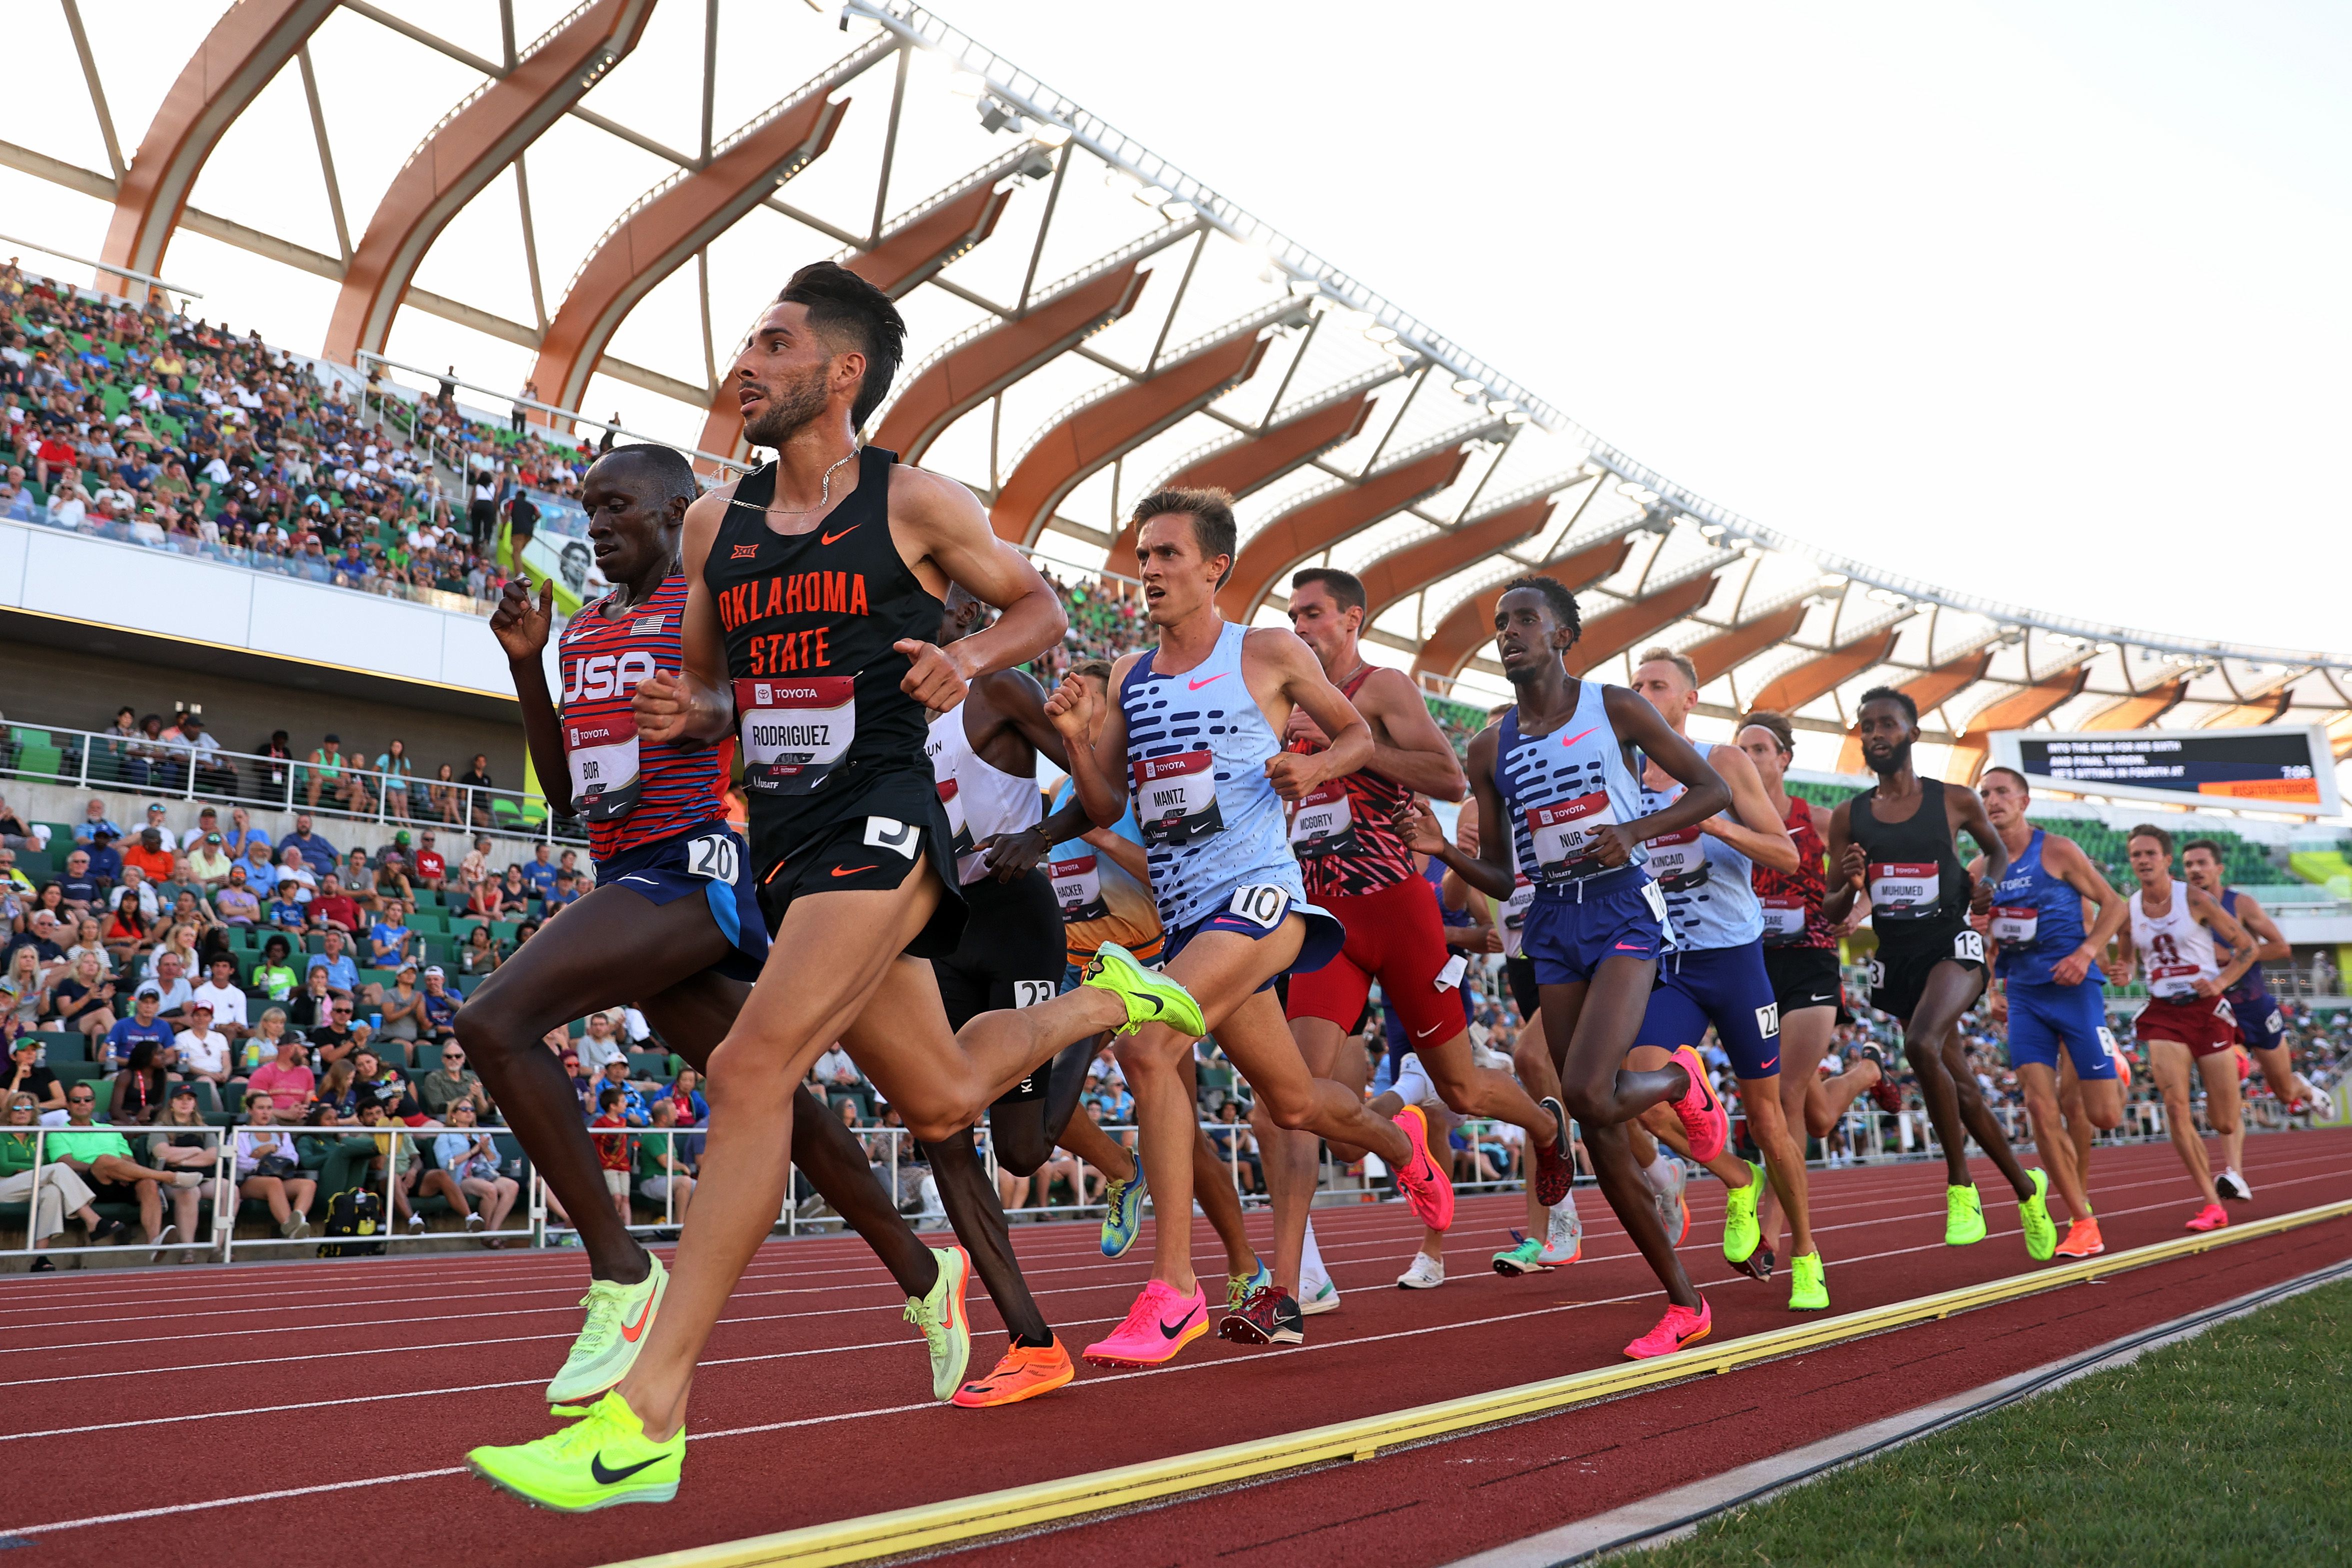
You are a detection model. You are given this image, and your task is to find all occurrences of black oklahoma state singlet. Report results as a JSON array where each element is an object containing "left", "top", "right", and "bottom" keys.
[{"left": 703, "top": 445, "right": 945, "bottom": 872}]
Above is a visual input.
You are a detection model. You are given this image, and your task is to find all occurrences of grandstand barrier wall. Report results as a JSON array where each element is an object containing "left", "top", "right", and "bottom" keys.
[
  {"left": 0, "top": 517, "right": 551, "bottom": 702},
  {"left": 2, "top": 722, "right": 585, "bottom": 848}
]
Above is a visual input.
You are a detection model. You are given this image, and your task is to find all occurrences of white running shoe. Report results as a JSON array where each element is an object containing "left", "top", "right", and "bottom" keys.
[
  {"left": 1297, "top": 1275, "right": 1342, "bottom": 1316},
  {"left": 1395, "top": 1252, "right": 1445, "bottom": 1289},
  {"left": 2215, "top": 1168, "right": 2253, "bottom": 1202},
  {"left": 2309, "top": 1084, "right": 2337, "bottom": 1121},
  {"left": 1537, "top": 1199, "right": 1583, "bottom": 1266}
]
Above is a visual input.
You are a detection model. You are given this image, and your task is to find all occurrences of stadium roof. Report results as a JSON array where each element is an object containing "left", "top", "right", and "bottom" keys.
[{"left": 5, "top": 0, "right": 2347, "bottom": 782}]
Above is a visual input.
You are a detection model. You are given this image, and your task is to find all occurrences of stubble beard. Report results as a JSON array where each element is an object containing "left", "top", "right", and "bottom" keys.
[{"left": 742, "top": 365, "right": 833, "bottom": 450}]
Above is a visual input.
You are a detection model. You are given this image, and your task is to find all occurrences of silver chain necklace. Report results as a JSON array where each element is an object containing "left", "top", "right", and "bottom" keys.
[{"left": 768, "top": 450, "right": 856, "bottom": 516}]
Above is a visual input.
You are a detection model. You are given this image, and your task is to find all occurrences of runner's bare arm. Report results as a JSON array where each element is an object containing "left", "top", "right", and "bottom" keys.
[
  {"left": 634, "top": 486, "right": 735, "bottom": 746},
  {"left": 1251, "top": 628, "right": 1371, "bottom": 802},
  {"left": 1948, "top": 786, "right": 2010, "bottom": 914},
  {"left": 1405, "top": 726, "right": 1513, "bottom": 899},
  {"left": 2045, "top": 834, "right": 2129, "bottom": 986},
  {"left": 1699, "top": 742, "right": 1797, "bottom": 872},
  {"left": 489, "top": 576, "right": 573, "bottom": 814},
  {"left": 986, "top": 666, "right": 1072, "bottom": 772},
  {"left": 2226, "top": 890, "right": 2291, "bottom": 964},
  {"left": 892, "top": 466, "right": 1067, "bottom": 707},
  {"left": 2186, "top": 887, "right": 2255, "bottom": 996},
  {"left": 1603, "top": 685, "right": 1729, "bottom": 857},
  {"left": 1044, "top": 652, "right": 1136, "bottom": 828},
  {"left": 1822, "top": 799, "right": 1862, "bottom": 924},
  {"left": 1358, "top": 666, "right": 1468, "bottom": 801}
]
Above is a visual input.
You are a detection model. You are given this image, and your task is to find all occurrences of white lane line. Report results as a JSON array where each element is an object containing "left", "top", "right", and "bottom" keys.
[{"left": 21, "top": 1164, "right": 2322, "bottom": 1542}]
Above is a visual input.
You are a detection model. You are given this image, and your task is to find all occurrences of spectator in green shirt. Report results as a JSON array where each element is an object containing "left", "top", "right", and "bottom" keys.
[
  {"left": 46, "top": 1082, "right": 201, "bottom": 1244},
  {"left": 635, "top": 1098, "right": 697, "bottom": 1224},
  {"left": 252, "top": 935, "right": 300, "bottom": 1002}
]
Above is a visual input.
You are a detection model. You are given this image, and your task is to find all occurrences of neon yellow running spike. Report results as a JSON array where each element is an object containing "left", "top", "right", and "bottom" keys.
[
  {"left": 1083, "top": 942, "right": 1206, "bottom": 1037},
  {"left": 546, "top": 1255, "right": 666, "bottom": 1405},
  {"left": 903, "top": 1246, "right": 971, "bottom": 1402},
  {"left": 2018, "top": 1168, "right": 2057, "bottom": 1262},
  {"left": 1787, "top": 1250, "right": 1829, "bottom": 1311},
  {"left": 1721, "top": 1160, "right": 1763, "bottom": 1264},
  {"left": 468, "top": 1390, "right": 682, "bottom": 1512},
  {"left": 1945, "top": 1183, "right": 1987, "bottom": 1246}
]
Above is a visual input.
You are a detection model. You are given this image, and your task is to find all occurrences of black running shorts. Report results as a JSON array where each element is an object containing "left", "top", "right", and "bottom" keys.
[
  {"left": 754, "top": 771, "right": 965, "bottom": 960},
  {"left": 1865, "top": 920, "right": 1985, "bottom": 1024}
]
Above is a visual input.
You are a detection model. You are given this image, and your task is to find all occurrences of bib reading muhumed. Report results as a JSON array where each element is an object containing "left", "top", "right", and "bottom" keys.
[
  {"left": 1867, "top": 862, "right": 1940, "bottom": 920},
  {"left": 735, "top": 677, "right": 854, "bottom": 794}
]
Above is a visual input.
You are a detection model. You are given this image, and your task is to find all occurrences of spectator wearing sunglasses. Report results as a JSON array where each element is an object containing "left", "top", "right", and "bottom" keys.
[
  {"left": 418, "top": 1042, "right": 490, "bottom": 1120},
  {"left": 47, "top": 1084, "right": 201, "bottom": 1244}
]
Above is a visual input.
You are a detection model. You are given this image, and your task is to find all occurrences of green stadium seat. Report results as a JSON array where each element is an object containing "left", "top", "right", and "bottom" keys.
[
  {"left": 14, "top": 744, "right": 66, "bottom": 782},
  {"left": 34, "top": 1032, "right": 87, "bottom": 1063}
]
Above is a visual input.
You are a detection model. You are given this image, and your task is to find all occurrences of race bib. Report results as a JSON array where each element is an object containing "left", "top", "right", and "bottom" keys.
[
  {"left": 1760, "top": 894, "right": 1807, "bottom": 946},
  {"left": 1989, "top": 906, "right": 2039, "bottom": 947},
  {"left": 1287, "top": 783, "right": 1356, "bottom": 857},
  {"left": 565, "top": 714, "right": 643, "bottom": 822},
  {"left": 1867, "top": 861, "right": 1940, "bottom": 918},
  {"left": 1526, "top": 793, "right": 1616, "bottom": 882},
  {"left": 1051, "top": 854, "right": 1109, "bottom": 922},
  {"left": 1226, "top": 883, "right": 1291, "bottom": 930},
  {"left": 1642, "top": 825, "right": 1709, "bottom": 892},
  {"left": 1501, "top": 878, "right": 1535, "bottom": 958},
  {"left": 684, "top": 833, "right": 739, "bottom": 884},
  {"left": 1133, "top": 750, "right": 1224, "bottom": 846},
  {"left": 736, "top": 678, "right": 855, "bottom": 794},
  {"left": 1866, "top": 956, "right": 1887, "bottom": 990},
  {"left": 936, "top": 778, "right": 986, "bottom": 886},
  {"left": 1951, "top": 928, "right": 1985, "bottom": 964},
  {"left": 1010, "top": 980, "right": 1057, "bottom": 1008}
]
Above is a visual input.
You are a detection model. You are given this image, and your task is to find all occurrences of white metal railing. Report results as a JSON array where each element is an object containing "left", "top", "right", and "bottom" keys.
[{"left": 1, "top": 720, "right": 586, "bottom": 846}]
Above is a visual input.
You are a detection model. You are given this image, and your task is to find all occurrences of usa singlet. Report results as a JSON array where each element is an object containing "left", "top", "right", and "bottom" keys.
[{"left": 555, "top": 576, "right": 732, "bottom": 862}]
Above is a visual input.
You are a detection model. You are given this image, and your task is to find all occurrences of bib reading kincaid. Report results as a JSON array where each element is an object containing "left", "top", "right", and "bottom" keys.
[{"left": 1636, "top": 770, "right": 1762, "bottom": 950}]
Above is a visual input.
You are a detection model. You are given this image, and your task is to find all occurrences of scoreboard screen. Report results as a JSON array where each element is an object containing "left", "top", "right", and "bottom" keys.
[{"left": 1988, "top": 726, "right": 2341, "bottom": 816}]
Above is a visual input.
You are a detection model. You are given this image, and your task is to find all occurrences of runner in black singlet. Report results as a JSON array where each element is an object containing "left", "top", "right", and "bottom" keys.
[
  {"left": 1823, "top": 687, "right": 2053, "bottom": 1259},
  {"left": 467, "top": 263, "right": 1202, "bottom": 1512}
]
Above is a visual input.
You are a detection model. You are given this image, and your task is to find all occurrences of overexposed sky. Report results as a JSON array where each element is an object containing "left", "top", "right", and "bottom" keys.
[
  {"left": 935, "top": 0, "right": 2352, "bottom": 653},
  {"left": 4, "top": 2, "right": 2346, "bottom": 654}
]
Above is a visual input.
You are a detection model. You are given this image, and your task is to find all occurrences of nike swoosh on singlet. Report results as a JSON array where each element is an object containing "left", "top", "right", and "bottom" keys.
[
  {"left": 1187, "top": 672, "right": 1226, "bottom": 690},
  {"left": 1557, "top": 726, "right": 1598, "bottom": 748},
  {"left": 819, "top": 524, "right": 860, "bottom": 545},
  {"left": 832, "top": 864, "right": 879, "bottom": 877}
]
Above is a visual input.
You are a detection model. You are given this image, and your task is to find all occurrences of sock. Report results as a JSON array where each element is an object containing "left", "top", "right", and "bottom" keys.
[
  {"left": 1009, "top": 1330, "right": 1055, "bottom": 1350},
  {"left": 1643, "top": 1154, "right": 1679, "bottom": 1196},
  {"left": 1301, "top": 1218, "right": 1327, "bottom": 1287},
  {"left": 1550, "top": 1187, "right": 1580, "bottom": 1221}
]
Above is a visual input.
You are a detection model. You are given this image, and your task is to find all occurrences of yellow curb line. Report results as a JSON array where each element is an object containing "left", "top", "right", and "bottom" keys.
[{"left": 606, "top": 1198, "right": 2352, "bottom": 1568}]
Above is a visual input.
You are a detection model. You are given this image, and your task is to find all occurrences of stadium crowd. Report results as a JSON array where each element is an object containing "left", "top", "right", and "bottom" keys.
[{"left": 0, "top": 258, "right": 584, "bottom": 610}]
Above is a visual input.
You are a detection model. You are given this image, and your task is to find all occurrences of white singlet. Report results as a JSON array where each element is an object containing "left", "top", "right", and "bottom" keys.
[
  {"left": 925, "top": 702, "right": 1044, "bottom": 886},
  {"left": 2128, "top": 883, "right": 2219, "bottom": 1000}
]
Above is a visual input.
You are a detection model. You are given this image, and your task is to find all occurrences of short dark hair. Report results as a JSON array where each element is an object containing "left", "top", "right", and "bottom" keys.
[
  {"left": 1982, "top": 765, "right": 2030, "bottom": 794},
  {"left": 1496, "top": 576, "right": 1582, "bottom": 644},
  {"left": 2127, "top": 822, "right": 2174, "bottom": 855},
  {"left": 595, "top": 443, "right": 699, "bottom": 511},
  {"left": 1740, "top": 710, "right": 1794, "bottom": 756},
  {"left": 1857, "top": 685, "right": 1918, "bottom": 724},
  {"left": 2181, "top": 837, "right": 2224, "bottom": 864},
  {"left": 1131, "top": 488, "right": 1238, "bottom": 586},
  {"left": 1290, "top": 566, "right": 1367, "bottom": 618},
  {"left": 779, "top": 261, "right": 906, "bottom": 429}
]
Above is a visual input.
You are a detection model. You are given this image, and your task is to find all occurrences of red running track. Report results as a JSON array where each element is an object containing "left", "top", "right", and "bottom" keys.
[{"left": 2, "top": 1128, "right": 2347, "bottom": 1568}]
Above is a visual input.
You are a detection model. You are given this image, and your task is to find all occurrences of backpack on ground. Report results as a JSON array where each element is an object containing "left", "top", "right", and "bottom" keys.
[{"left": 316, "top": 1185, "right": 384, "bottom": 1257}]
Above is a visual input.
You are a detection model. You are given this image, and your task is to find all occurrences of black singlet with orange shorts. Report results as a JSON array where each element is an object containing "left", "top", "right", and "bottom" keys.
[{"left": 703, "top": 444, "right": 964, "bottom": 956}]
